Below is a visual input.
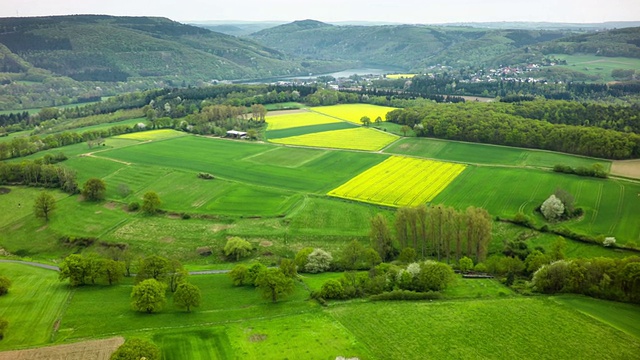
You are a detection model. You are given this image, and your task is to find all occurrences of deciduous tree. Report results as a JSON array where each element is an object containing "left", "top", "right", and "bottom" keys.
[
  {"left": 305, "top": 248, "right": 333, "bottom": 273},
  {"left": 131, "top": 279, "right": 166, "bottom": 314},
  {"left": 110, "top": 338, "right": 160, "bottom": 360},
  {"left": 255, "top": 268, "right": 295, "bottom": 303},
  {"left": 370, "top": 214, "right": 394, "bottom": 262},
  {"left": 82, "top": 178, "right": 106, "bottom": 201},
  {"left": 0, "top": 276, "right": 11, "bottom": 296},
  {"left": 142, "top": 191, "right": 161, "bottom": 215},
  {"left": 33, "top": 191, "right": 56, "bottom": 221},
  {"left": 173, "top": 282, "right": 202, "bottom": 312},
  {"left": 223, "top": 237, "right": 253, "bottom": 261}
]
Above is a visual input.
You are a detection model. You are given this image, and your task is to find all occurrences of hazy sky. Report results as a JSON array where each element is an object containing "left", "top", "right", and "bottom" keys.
[{"left": 1, "top": 0, "right": 639, "bottom": 23}]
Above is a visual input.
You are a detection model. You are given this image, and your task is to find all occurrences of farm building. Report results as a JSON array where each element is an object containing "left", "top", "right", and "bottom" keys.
[{"left": 226, "top": 130, "right": 247, "bottom": 138}]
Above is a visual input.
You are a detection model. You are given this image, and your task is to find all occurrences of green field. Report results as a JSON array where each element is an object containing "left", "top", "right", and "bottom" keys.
[
  {"left": 266, "top": 121, "right": 357, "bottom": 140},
  {"left": 0, "top": 263, "right": 70, "bottom": 350},
  {"left": 329, "top": 297, "right": 640, "bottom": 359},
  {"left": 434, "top": 165, "right": 640, "bottom": 244},
  {"left": 386, "top": 137, "right": 611, "bottom": 169},
  {"left": 550, "top": 54, "right": 640, "bottom": 82}
]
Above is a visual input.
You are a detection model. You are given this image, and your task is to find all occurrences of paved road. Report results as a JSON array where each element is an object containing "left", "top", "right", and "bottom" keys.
[{"left": 0, "top": 259, "right": 230, "bottom": 275}]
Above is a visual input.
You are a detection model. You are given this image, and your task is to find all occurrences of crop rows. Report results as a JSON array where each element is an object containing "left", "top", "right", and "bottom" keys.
[{"left": 328, "top": 156, "right": 466, "bottom": 207}]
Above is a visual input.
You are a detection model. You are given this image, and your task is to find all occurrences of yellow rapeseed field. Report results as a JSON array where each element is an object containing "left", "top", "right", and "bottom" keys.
[
  {"left": 385, "top": 74, "right": 418, "bottom": 79},
  {"left": 311, "top": 104, "right": 398, "bottom": 124},
  {"left": 269, "top": 127, "right": 399, "bottom": 151},
  {"left": 266, "top": 111, "right": 342, "bottom": 130},
  {"left": 328, "top": 156, "right": 466, "bottom": 207},
  {"left": 115, "top": 129, "right": 187, "bottom": 141}
]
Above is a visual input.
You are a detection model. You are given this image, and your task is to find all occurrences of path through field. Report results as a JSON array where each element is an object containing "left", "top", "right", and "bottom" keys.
[{"left": 0, "top": 337, "right": 124, "bottom": 360}]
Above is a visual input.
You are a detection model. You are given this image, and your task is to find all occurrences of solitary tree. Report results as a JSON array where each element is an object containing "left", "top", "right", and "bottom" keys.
[
  {"left": 142, "top": 191, "right": 161, "bottom": 215},
  {"left": 131, "top": 279, "right": 166, "bottom": 313},
  {"left": 223, "top": 237, "right": 253, "bottom": 261},
  {"left": 33, "top": 191, "right": 56, "bottom": 221},
  {"left": 255, "top": 268, "right": 295, "bottom": 302},
  {"left": 110, "top": 338, "right": 160, "bottom": 360},
  {"left": 82, "top": 178, "right": 106, "bottom": 201},
  {"left": 0, "top": 276, "right": 11, "bottom": 296},
  {"left": 173, "top": 282, "right": 202, "bottom": 312},
  {"left": 360, "top": 116, "right": 371, "bottom": 127},
  {"left": 541, "top": 194, "right": 565, "bottom": 222}
]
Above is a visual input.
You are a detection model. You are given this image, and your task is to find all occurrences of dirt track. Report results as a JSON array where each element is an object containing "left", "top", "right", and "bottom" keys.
[{"left": 0, "top": 337, "right": 124, "bottom": 360}]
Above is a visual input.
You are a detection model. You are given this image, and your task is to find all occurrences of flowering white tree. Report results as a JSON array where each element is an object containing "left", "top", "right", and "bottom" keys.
[{"left": 541, "top": 194, "right": 565, "bottom": 221}]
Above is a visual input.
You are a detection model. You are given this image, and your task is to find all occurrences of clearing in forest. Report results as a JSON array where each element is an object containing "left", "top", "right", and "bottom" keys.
[
  {"left": 269, "top": 127, "right": 399, "bottom": 151},
  {"left": 328, "top": 156, "right": 466, "bottom": 207},
  {"left": 311, "top": 104, "right": 398, "bottom": 124}
]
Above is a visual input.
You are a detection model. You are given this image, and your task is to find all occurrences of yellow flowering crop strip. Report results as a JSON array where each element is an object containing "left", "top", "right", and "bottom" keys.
[
  {"left": 311, "top": 104, "right": 398, "bottom": 124},
  {"left": 115, "top": 129, "right": 187, "bottom": 141},
  {"left": 385, "top": 74, "right": 418, "bottom": 79},
  {"left": 266, "top": 111, "right": 342, "bottom": 130},
  {"left": 328, "top": 156, "right": 466, "bottom": 207},
  {"left": 269, "top": 127, "right": 399, "bottom": 151}
]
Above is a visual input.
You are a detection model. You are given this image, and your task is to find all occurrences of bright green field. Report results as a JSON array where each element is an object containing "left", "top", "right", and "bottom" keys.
[
  {"left": 100, "top": 136, "right": 387, "bottom": 193},
  {"left": 550, "top": 54, "right": 640, "bottom": 82},
  {"left": 0, "top": 263, "right": 70, "bottom": 350},
  {"left": 329, "top": 297, "right": 640, "bottom": 359},
  {"left": 434, "top": 166, "right": 640, "bottom": 244},
  {"left": 386, "top": 137, "right": 611, "bottom": 169}
]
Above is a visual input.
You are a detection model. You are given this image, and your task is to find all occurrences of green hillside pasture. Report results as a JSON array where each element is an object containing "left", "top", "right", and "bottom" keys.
[
  {"left": 0, "top": 263, "right": 70, "bottom": 350},
  {"left": 63, "top": 155, "right": 128, "bottom": 185},
  {"left": 433, "top": 166, "right": 640, "bottom": 244},
  {"left": 386, "top": 137, "right": 610, "bottom": 169},
  {"left": 442, "top": 277, "right": 515, "bottom": 299},
  {"left": 103, "top": 217, "right": 230, "bottom": 260},
  {"left": 329, "top": 298, "right": 640, "bottom": 359},
  {"left": 266, "top": 121, "right": 356, "bottom": 140},
  {"left": 0, "top": 187, "right": 68, "bottom": 229},
  {"left": 5, "top": 137, "right": 140, "bottom": 161},
  {"left": 524, "top": 231, "right": 634, "bottom": 259},
  {"left": 552, "top": 295, "right": 640, "bottom": 339},
  {"left": 103, "top": 164, "right": 172, "bottom": 200},
  {"left": 58, "top": 274, "right": 315, "bottom": 341},
  {"left": 101, "top": 136, "right": 387, "bottom": 193},
  {"left": 243, "top": 147, "right": 328, "bottom": 168},
  {"left": 550, "top": 54, "right": 640, "bottom": 82},
  {"left": 117, "top": 169, "right": 302, "bottom": 216}
]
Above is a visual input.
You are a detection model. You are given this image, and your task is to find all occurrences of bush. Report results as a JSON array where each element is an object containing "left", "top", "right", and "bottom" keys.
[
  {"left": 181, "top": 212, "right": 191, "bottom": 219},
  {"left": 0, "top": 318, "right": 7, "bottom": 340},
  {"left": 304, "top": 249, "right": 333, "bottom": 273},
  {"left": 229, "top": 264, "right": 249, "bottom": 286},
  {"left": 294, "top": 247, "right": 314, "bottom": 271},
  {"left": 458, "top": 257, "right": 474, "bottom": 273},
  {"left": 223, "top": 237, "right": 253, "bottom": 261},
  {"left": 0, "top": 276, "right": 11, "bottom": 296},
  {"left": 319, "top": 279, "right": 344, "bottom": 299},
  {"left": 127, "top": 202, "right": 140, "bottom": 211},
  {"left": 414, "top": 261, "right": 455, "bottom": 292},
  {"left": 110, "top": 338, "right": 160, "bottom": 360},
  {"left": 197, "top": 172, "right": 215, "bottom": 180},
  {"left": 370, "top": 290, "right": 441, "bottom": 301}
]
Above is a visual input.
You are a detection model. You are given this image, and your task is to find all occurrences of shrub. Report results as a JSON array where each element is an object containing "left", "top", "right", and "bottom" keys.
[
  {"left": 246, "top": 262, "right": 267, "bottom": 285},
  {"left": 197, "top": 172, "right": 215, "bottom": 180},
  {"left": 370, "top": 290, "right": 441, "bottom": 301},
  {"left": 414, "top": 261, "right": 455, "bottom": 292},
  {"left": 223, "top": 237, "right": 253, "bottom": 261},
  {"left": 305, "top": 249, "right": 333, "bottom": 273},
  {"left": 294, "top": 247, "right": 314, "bottom": 271},
  {"left": 603, "top": 237, "right": 616, "bottom": 247},
  {"left": 110, "top": 338, "right": 160, "bottom": 360},
  {"left": 458, "top": 256, "right": 474, "bottom": 273},
  {"left": 398, "top": 247, "right": 417, "bottom": 263},
  {"left": 0, "top": 276, "right": 10, "bottom": 296},
  {"left": 0, "top": 318, "right": 7, "bottom": 340},
  {"left": 128, "top": 202, "right": 140, "bottom": 211},
  {"left": 320, "top": 279, "right": 344, "bottom": 299},
  {"left": 540, "top": 194, "right": 564, "bottom": 221},
  {"left": 229, "top": 264, "right": 249, "bottom": 286}
]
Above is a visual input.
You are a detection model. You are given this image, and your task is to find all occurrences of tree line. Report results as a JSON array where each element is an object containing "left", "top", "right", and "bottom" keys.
[
  {"left": 0, "top": 157, "right": 77, "bottom": 192},
  {"left": 387, "top": 103, "right": 640, "bottom": 159}
]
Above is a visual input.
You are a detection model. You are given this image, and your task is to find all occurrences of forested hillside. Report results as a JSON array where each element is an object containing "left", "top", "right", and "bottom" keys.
[{"left": 0, "top": 15, "right": 342, "bottom": 82}]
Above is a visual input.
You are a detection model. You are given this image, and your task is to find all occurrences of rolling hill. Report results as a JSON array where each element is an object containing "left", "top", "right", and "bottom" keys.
[{"left": 0, "top": 15, "right": 344, "bottom": 82}]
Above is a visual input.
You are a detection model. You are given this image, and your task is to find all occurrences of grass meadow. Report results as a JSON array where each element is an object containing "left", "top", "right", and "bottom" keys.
[
  {"left": 550, "top": 54, "right": 640, "bottom": 82},
  {"left": 329, "top": 297, "right": 640, "bottom": 359},
  {"left": 0, "top": 263, "right": 70, "bottom": 350}
]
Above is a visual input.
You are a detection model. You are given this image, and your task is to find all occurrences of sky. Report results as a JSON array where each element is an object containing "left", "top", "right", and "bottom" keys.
[{"left": 1, "top": 0, "right": 639, "bottom": 24}]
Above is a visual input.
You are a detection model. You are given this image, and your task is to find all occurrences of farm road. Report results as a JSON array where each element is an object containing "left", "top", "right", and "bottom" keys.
[{"left": 0, "top": 259, "right": 230, "bottom": 275}]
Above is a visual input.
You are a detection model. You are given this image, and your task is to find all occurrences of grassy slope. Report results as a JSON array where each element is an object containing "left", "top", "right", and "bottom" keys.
[
  {"left": 329, "top": 297, "right": 640, "bottom": 359},
  {"left": 0, "top": 263, "right": 70, "bottom": 350},
  {"left": 550, "top": 54, "right": 640, "bottom": 82},
  {"left": 385, "top": 137, "right": 611, "bottom": 169},
  {"left": 434, "top": 165, "right": 640, "bottom": 244}
]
